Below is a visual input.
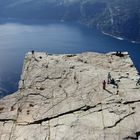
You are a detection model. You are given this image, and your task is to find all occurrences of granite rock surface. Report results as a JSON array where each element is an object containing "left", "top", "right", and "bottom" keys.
[{"left": 0, "top": 52, "right": 140, "bottom": 140}]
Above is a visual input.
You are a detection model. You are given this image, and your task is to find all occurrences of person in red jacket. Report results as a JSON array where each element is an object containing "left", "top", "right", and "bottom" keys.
[{"left": 103, "top": 80, "right": 106, "bottom": 90}]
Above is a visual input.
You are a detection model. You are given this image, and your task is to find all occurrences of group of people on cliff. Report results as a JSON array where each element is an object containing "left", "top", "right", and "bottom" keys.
[
  {"left": 103, "top": 72, "right": 140, "bottom": 92},
  {"left": 136, "top": 78, "right": 140, "bottom": 86},
  {"left": 102, "top": 72, "right": 119, "bottom": 90}
]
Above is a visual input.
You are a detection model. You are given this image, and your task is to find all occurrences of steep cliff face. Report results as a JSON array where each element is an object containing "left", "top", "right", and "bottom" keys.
[
  {"left": 0, "top": 0, "right": 140, "bottom": 41},
  {"left": 0, "top": 52, "right": 140, "bottom": 140}
]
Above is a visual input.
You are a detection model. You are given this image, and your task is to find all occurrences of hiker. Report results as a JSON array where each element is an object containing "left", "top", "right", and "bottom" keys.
[
  {"left": 116, "top": 90, "right": 119, "bottom": 95},
  {"left": 107, "top": 72, "right": 111, "bottom": 84},
  {"left": 103, "top": 80, "right": 106, "bottom": 90},
  {"left": 116, "top": 82, "right": 119, "bottom": 89},
  {"left": 136, "top": 78, "right": 140, "bottom": 86},
  {"left": 119, "top": 51, "right": 124, "bottom": 57},
  {"left": 31, "top": 50, "right": 37, "bottom": 60},
  {"left": 110, "top": 78, "right": 119, "bottom": 88},
  {"left": 110, "top": 78, "right": 115, "bottom": 85},
  {"left": 119, "top": 51, "right": 122, "bottom": 56},
  {"left": 31, "top": 50, "right": 34, "bottom": 55}
]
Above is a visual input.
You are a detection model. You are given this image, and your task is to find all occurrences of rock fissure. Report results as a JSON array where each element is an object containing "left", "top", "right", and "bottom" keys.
[
  {"left": 21, "top": 103, "right": 102, "bottom": 125},
  {"left": 0, "top": 119, "right": 16, "bottom": 122},
  {"left": 27, "top": 105, "right": 87, "bottom": 125},
  {"left": 104, "top": 112, "right": 135, "bottom": 129},
  {"left": 123, "top": 136, "right": 137, "bottom": 140},
  {"left": 123, "top": 100, "right": 140, "bottom": 105}
]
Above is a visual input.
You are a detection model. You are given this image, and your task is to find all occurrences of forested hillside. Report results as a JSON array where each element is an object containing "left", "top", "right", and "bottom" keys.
[{"left": 0, "top": 0, "right": 140, "bottom": 41}]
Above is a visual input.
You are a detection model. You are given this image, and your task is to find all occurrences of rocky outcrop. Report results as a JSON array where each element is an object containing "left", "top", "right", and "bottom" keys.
[{"left": 0, "top": 52, "right": 140, "bottom": 140}]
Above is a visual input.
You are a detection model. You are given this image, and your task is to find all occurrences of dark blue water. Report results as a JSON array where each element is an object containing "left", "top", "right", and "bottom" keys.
[{"left": 0, "top": 19, "right": 140, "bottom": 97}]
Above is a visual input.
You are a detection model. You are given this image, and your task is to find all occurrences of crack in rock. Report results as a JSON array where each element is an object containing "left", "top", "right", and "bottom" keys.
[
  {"left": 123, "top": 136, "right": 137, "bottom": 140},
  {"left": 0, "top": 119, "right": 16, "bottom": 122},
  {"left": 104, "top": 112, "right": 135, "bottom": 129},
  {"left": 19, "top": 103, "right": 102, "bottom": 125},
  {"left": 123, "top": 100, "right": 140, "bottom": 105}
]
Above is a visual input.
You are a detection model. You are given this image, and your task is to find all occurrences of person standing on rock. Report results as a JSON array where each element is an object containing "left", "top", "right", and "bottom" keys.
[
  {"left": 136, "top": 78, "right": 140, "bottom": 86},
  {"left": 31, "top": 50, "right": 35, "bottom": 58},
  {"left": 31, "top": 50, "right": 38, "bottom": 61},
  {"left": 31, "top": 50, "right": 34, "bottom": 55},
  {"left": 103, "top": 80, "right": 106, "bottom": 90},
  {"left": 107, "top": 72, "right": 111, "bottom": 84}
]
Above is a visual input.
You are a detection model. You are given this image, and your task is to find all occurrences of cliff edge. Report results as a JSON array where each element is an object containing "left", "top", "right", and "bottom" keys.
[{"left": 0, "top": 52, "right": 140, "bottom": 140}]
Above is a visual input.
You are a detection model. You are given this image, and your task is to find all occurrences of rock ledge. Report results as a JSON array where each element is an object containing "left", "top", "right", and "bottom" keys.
[{"left": 0, "top": 52, "right": 140, "bottom": 140}]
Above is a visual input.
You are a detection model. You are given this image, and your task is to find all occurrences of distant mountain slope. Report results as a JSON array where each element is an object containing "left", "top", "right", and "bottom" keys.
[{"left": 0, "top": 0, "right": 140, "bottom": 41}]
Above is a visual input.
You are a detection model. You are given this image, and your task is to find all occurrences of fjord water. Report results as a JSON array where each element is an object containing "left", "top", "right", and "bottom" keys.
[{"left": 0, "top": 20, "right": 140, "bottom": 97}]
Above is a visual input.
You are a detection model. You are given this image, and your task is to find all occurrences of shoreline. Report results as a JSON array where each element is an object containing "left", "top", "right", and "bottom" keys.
[
  {"left": 102, "top": 31, "right": 140, "bottom": 44},
  {"left": 1, "top": 17, "right": 140, "bottom": 44},
  {"left": 102, "top": 31, "right": 124, "bottom": 41}
]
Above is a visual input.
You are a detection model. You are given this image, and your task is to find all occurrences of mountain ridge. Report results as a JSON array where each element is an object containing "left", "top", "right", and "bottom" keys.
[{"left": 0, "top": 0, "right": 140, "bottom": 41}]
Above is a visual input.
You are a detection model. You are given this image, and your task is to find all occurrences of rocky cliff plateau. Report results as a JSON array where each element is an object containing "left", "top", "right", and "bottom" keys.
[{"left": 0, "top": 52, "right": 140, "bottom": 140}]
